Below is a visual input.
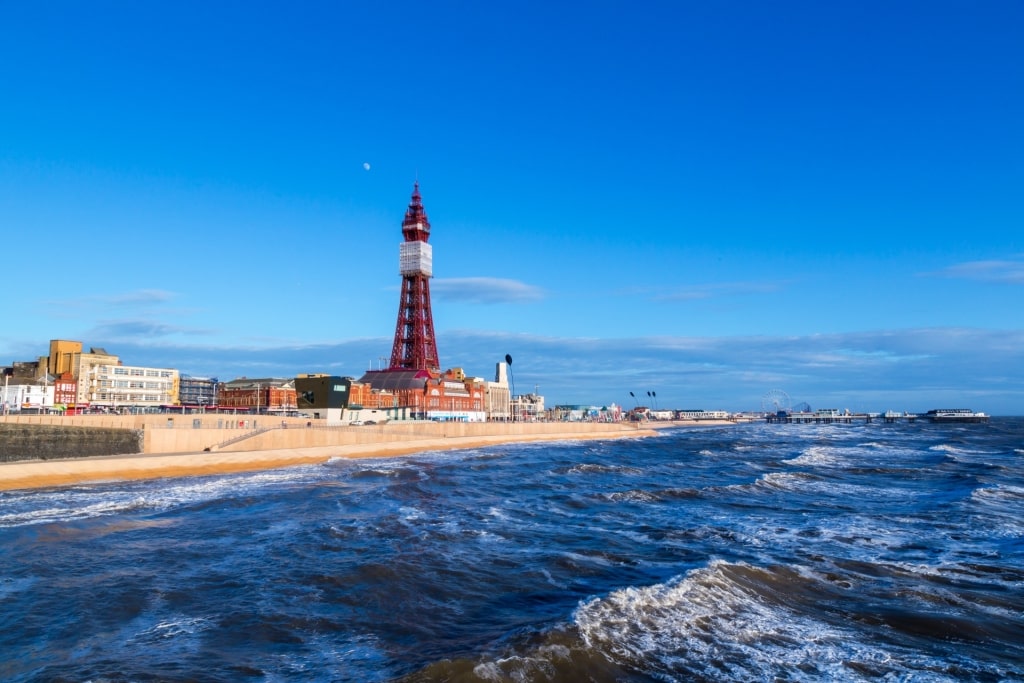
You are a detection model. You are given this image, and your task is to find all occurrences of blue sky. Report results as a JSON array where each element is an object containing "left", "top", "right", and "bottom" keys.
[{"left": 2, "top": 1, "right": 1022, "bottom": 414}]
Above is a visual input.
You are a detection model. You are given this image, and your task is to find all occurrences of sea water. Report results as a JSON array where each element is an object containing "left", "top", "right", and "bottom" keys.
[{"left": 1, "top": 418, "right": 1021, "bottom": 681}]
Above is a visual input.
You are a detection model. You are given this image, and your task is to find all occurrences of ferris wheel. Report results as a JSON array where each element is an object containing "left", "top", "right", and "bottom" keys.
[{"left": 761, "top": 389, "right": 791, "bottom": 413}]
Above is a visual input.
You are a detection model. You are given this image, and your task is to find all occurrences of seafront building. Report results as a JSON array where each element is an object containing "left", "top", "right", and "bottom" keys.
[
  {"left": 73, "top": 347, "right": 179, "bottom": 413},
  {"left": 2, "top": 340, "right": 179, "bottom": 414},
  {"left": 486, "top": 362, "right": 512, "bottom": 422},
  {"left": 550, "top": 404, "right": 623, "bottom": 422},
  {"left": 218, "top": 378, "right": 298, "bottom": 415},
  {"left": 511, "top": 391, "right": 545, "bottom": 422},
  {"left": 0, "top": 381, "right": 55, "bottom": 415},
  {"left": 178, "top": 375, "right": 219, "bottom": 410}
]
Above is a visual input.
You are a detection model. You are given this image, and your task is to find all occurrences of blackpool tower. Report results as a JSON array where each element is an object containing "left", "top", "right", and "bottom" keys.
[{"left": 389, "top": 182, "right": 440, "bottom": 373}]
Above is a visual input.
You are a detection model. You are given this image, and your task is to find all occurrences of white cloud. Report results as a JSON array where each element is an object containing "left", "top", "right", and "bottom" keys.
[
  {"left": 105, "top": 289, "right": 179, "bottom": 305},
  {"left": 432, "top": 278, "right": 544, "bottom": 304},
  {"left": 87, "top": 319, "right": 213, "bottom": 339},
  {"left": 926, "top": 259, "right": 1024, "bottom": 284},
  {"left": 92, "top": 326, "right": 1024, "bottom": 415}
]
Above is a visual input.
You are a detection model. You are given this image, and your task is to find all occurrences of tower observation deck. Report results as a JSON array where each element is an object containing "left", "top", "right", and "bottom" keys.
[{"left": 389, "top": 182, "right": 440, "bottom": 373}]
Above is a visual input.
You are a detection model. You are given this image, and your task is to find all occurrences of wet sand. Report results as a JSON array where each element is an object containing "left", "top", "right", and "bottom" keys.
[{"left": 0, "top": 425, "right": 668, "bottom": 492}]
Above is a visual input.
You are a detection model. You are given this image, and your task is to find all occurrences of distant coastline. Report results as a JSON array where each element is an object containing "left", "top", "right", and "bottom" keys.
[{"left": 0, "top": 420, "right": 738, "bottom": 492}]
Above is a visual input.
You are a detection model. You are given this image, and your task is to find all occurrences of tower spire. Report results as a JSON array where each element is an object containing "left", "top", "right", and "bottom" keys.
[{"left": 389, "top": 182, "right": 440, "bottom": 373}]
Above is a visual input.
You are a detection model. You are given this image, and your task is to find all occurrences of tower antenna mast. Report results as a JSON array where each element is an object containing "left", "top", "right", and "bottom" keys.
[{"left": 389, "top": 182, "right": 440, "bottom": 373}]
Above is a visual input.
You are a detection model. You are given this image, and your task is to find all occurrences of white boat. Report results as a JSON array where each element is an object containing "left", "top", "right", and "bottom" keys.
[{"left": 923, "top": 409, "right": 989, "bottom": 423}]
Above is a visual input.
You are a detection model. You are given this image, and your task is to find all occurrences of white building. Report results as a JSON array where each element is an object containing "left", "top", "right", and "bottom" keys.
[
  {"left": 1, "top": 381, "right": 56, "bottom": 414},
  {"left": 484, "top": 361, "right": 512, "bottom": 421},
  {"left": 72, "top": 348, "right": 178, "bottom": 412},
  {"left": 512, "top": 392, "right": 545, "bottom": 422}
]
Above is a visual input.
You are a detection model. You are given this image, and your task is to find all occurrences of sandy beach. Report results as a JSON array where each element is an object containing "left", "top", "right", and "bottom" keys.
[{"left": 0, "top": 423, "right": 669, "bottom": 492}]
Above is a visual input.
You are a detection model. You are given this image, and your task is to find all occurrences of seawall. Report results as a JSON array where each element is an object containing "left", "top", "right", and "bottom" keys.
[
  {"left": 0, "top": 414, "right": 655, "bottom": 459},
  {"left": 0, "top": 418, "right": 671, "bottom": 491},
  {"left": 0, "top": 423, "right": 143, "bottom": 462}
]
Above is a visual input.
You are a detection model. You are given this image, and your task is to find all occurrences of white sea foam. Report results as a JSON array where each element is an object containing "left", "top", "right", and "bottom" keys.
[
  {"left": 782, "top": 445, "right": 843, "bottom": 466},
  {"left": 568, "top": 463, "right": 643, "bottom": 475},
  {"left": 929, "top": 443, "right": 997, "bottom": 458},
  {"left": 573, "top": 560, "right": 967, "bottom": 681},
  {"left": 541, "top": 568, "right": 568, "bottom": 589},
  {"left": 604, "top": 489, "right": 660, "bottom": 503},
  {"left": 486, "top": 505, "right": 509, "bottom": 520},
  {"left": 399, "top": 505, "right": 423, "bottom": 521},
  {"left": 972, "top": 484, "right": 1024, "bottom": 503},
  {"left": 753, "top": 471, "right": 818, "bottom": 492},
  {"left": 474, "top": 529, "right": 506, "bottom": 544},
  {"left": 748, "top": 471, "right": 907, "bottom": 504},
  {"left": 0, "top": 466, "right": 325, "bottom": 528},
  {"left": 129, "top": 616, "right": 213, "bottom": 643},
  {"left": 0, "top": 496, "right": 149, "bottom": 527},
  {"left": 968, "top": 486, "right": 1024, "bottom": 537},
  {"left": 560, "top": 550, "right": 614, "bottom": 569}
]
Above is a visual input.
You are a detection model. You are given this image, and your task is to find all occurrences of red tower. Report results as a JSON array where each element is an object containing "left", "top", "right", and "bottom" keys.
[{"left": 389, "top": 182, "right": 440, "bottom": 373}]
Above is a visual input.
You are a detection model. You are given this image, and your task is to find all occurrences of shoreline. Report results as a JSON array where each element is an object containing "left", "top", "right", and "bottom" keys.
[{"left": 0, "top": 423, "right": 692, "bottom": 492}]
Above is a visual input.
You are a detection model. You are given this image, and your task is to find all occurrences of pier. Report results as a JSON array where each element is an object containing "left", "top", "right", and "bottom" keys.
[{"left": 765, "top": 410, "right": 917, "bottom": 424}]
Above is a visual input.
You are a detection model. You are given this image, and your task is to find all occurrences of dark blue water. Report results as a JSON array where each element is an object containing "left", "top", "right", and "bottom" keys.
[{"left": 1, "top": 419, "right": 1022, "bottom": 682}]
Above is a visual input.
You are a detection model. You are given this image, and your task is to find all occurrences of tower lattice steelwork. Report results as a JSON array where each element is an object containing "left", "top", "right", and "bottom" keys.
[{"left": 389, "top": 182, "right": 440, "bottom": 373}]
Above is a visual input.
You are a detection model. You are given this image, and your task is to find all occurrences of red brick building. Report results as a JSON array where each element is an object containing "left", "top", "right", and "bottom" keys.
[{"left": 218, "top": 378, "right": 297, "bottom": 414}]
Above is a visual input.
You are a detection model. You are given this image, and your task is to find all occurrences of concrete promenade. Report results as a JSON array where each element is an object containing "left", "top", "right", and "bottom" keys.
[
  {"left": 0, "top": 415, "right": 684, "bottom": 491},
  {"left": 0, "top": 413, "right": 658, "bottom": 455}
]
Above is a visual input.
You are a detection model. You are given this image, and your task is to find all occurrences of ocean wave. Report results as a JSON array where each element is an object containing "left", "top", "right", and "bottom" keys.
[
  {"left": 752, "top": 471, "right": 820, "bottom": 491},
  {"left": 971, "top": 484, "right": 1024, "bottom": 503},
  {"left": 572, "top": 560, "right": 1009, "bottom": 681},
  {"left": 128, "top": 616, "right": 214, "bottom": 644},
  {"left": 0, "top": 495, "right": 151, "bottom": 528},
  {"left": 348, "top": 466, "right": 423, "bottom": 480},
  {"left": 929, "top": 443, "right": 998, "bottom": 457},
  {"left": 967, "top": 485, "right": 1024, "bottom": 537},
  {"left": 0, "top": 466, "right": 325, "bottom": 528},
  {"left": 602, "top": 489, "right": 661, "bottom": 504},
  {"left": 744, "top": 472, "right": 910, "bottom": 505},
  {"left": 781, "top": 445, "right": 843, "bottom": 467},
  {"left": 564, "top": 463, "right": 644, "bottom": 475}
]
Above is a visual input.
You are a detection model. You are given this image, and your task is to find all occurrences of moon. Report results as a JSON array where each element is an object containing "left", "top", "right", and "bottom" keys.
[{"left": 363, "top": 162, "right": 371, "bottom": 171}]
